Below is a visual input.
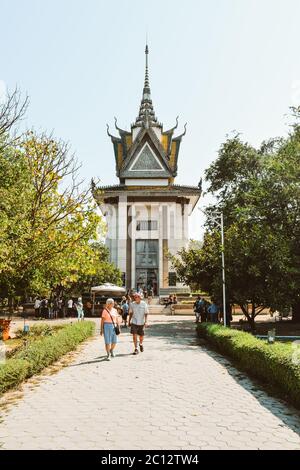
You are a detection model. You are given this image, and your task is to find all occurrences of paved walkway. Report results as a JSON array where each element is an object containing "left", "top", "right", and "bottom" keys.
[{"left": 1, "top": 316, "right": 300, "bottom": 450}]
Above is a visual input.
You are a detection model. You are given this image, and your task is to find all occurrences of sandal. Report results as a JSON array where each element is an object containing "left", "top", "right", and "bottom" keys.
[
  {"left": 139, "top": 344, "right": 144, "bottom": 352},
  {"left": 133, "top": 349, "right": 139, "bottom": 355}
]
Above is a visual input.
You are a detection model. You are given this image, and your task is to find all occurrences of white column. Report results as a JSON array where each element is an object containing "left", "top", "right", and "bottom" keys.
[
  {"left": 117, "top": 195, "right": 127, "bottom": 274},
  {"left": 183, "top": 202, "right": 189, "bottom": 246},
  {"left": 131, "top": 205, "right": 136, "bottom": 289},
  {"left": 107, "top": 204, "right": 118, "bottom": 266},
  {"left": 167, "top": 203, "right": 179, "bottom": 255},
  {"left": 158, "top": 204, "right": 164, "bottom": 290}
]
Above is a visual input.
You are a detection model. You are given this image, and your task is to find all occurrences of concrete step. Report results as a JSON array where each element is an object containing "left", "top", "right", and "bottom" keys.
[
  {"left": 159, "top": 288, "right": 190, "bottom": 295},
  {"left": 148, "top": 297, "right": 160, "bottom": 305},
  {"left": 148, "top": 305, "right": 170, "bottom": 315}
]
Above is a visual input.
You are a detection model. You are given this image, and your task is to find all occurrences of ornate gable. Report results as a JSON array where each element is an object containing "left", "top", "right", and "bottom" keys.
[
  {"left": 130, "top": 143, "right": 163, "bottom": 171},
  {"left": 120, "top": 129, "right": 173, "bottom": 178}
]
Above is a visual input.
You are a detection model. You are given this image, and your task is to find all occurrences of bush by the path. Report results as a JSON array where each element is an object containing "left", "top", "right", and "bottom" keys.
[
  {"left": 197, "top": 323, "right": 300, "bottom": 408},
  {"left": 5, "top": 323, "right": 66, "bottom": 358},
  {"left": 0, "top": 321, "right": 95, "bottom": 395},
  {"left": 15, "top": 323, "right": 64, "bottom": 339}
]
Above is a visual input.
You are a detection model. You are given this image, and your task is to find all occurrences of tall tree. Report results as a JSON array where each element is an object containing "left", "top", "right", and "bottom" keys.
[
  {"left": 0, "top": 88, "right": 29, "bottom": 149},
  {"left": 172, "top": 108, "right": 300, "bottom": 327},
  {"left": 0, "top": 90, "right": 120, "bottom": 307},
  {"left": 0, "top": 131, "right": 119, "bottom": 303}
]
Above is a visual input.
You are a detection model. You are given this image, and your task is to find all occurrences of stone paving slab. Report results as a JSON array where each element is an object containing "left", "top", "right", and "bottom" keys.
[{"left": 0, "top": 316, "right": 300, "bottom": 450}]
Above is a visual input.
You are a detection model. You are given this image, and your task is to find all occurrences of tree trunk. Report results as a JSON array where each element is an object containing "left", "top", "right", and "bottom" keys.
[
  {"left": 249, "top": 315, "right": 256, "bottom": 332},
  {"left": 8, "top": 296, "right": 14, "bottom": 316},
  {"left": 240, "top": 304, "right": 256, "bottom": 332},
  {"left": 292, "top": 299, "right": 300, "bottom": 322}
]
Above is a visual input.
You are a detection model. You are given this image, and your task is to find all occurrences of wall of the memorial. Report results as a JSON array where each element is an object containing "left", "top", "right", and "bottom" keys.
[{"left": 102, "top": 198, "right": 191, "bottom": 293}]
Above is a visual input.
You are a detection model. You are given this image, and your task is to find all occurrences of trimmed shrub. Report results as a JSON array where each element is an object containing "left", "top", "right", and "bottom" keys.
[
  {"left": 15, "top": 323, "right": 62, "bottom": 338},
  {"left": 0, "top": 321, "right": 95, "bottom": 395},
  {"left": 0, "top": 359, "right": 31, "bottom": 395},
  {"left": 197, "top": 323, "right": 300, "bottom": 408}
]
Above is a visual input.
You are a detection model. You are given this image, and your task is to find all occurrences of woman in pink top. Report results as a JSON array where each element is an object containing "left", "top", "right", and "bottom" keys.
[{"left": 100, "top": 298, "right": 120, "bottom": 360}]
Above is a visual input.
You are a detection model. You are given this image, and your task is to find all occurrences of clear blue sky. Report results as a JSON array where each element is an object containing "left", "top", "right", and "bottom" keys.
[{"left": 1, "top": 0, "right": 300, "bottom": 238}]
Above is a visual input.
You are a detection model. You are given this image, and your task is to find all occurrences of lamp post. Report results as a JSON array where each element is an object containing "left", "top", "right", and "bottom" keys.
[
  {"left": 199, "top": 209, "right": 227, "bottom": 327},
  {"left": 220, "top": 212, "right": 227, "bottom": 328}
]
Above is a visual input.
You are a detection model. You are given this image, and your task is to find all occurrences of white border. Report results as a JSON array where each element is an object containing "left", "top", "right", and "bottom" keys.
[{"left": 129, "top": 142, "right": 164, "bottom": 172}]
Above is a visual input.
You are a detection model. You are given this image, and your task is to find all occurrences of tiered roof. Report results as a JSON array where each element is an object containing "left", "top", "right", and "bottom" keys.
[{"left": 105, "top": 45, "right": 188, "bottom": 181}]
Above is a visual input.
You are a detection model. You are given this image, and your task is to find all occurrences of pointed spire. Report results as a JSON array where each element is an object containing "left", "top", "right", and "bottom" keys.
[
  {"left": 144, "top": 43, "right": 150, "bottom": 95},
  {"left": 135, "top": 43, "right": 158, "bottom": 127}
]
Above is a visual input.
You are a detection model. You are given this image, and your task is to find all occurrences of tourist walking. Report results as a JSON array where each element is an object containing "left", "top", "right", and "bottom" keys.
[
  {"left": 121, "top": 299, "right": 129, "bottom": 327},
  {"left": 128, "top": 292, "right": 149, "bottom": 355},
  {"left": 143, "top": 287, "right": 148, "bottom": 299},
  {"left": 207, "top": 301, "right": 220, "bottom": 323},
  {"left": 58, "top": 298, "right": 63, "bottom": 318},
  {"left": 67, "top": 298, "right": 74, "bottom": 317},
  {"left": 100, "top": 298, "right": 121, "bottom": 360},
  {"left": 40, "top": 297, "right": 49, "bottom": 318},
  {"left": 194, "top": 295, "right": 205, "bottom": 323},
  {"left": 52, "top": 298, "right": 59, "bottom": 319},
  {"left": 147, "top": 286, "right": 154, "bottom": 305},
  {"left": 34, "top": 297, "right": 41, "bottom": 318},
  {"left": 200, "top": 300, "right": 207, "bottom": 323},
  {"left": 75, "top": 297, "right": 84, "bottom": 321},
  {"left": 48, "top": 299, "right": 54, "bottom": 319}
]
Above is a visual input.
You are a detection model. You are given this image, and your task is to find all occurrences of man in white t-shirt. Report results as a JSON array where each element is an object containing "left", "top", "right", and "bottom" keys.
[
  {"left": 128, "top": 293, "right": 149, "bottom": 355},
  {"left": 67, "top": 298, "right": 74, "bottom": 317},
  {"left": 34, "top": 298, "right": 41, "bottom": 317}
]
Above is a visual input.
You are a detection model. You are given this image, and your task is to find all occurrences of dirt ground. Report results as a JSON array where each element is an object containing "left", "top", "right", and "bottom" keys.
[{"left": 230, "top": 315, "right": 300, "bottom": 336}]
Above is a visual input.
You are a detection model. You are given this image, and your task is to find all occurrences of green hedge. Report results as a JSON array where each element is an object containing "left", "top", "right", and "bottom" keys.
[
  {"left": 0, "top": 321, "right": 95, "bottom": 395},
  {"left": 197, "top": 323, "right": 300, "bottom": 408},
  {"left": 15, "top": 323, "right": 64, "bottom": 339}
]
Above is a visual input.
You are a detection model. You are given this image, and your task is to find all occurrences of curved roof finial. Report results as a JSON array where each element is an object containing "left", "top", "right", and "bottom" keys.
[
  {"left": 114, "top": 116, "right": 128, "bottom": 134},
  {"left": 106, "top": 123, "right": 113, "bottom": 138},
  {"left": 170, "top": 116, "right": 179, "bottom": 132},
  {"left": 176, "top": 123, "right": 187, "bottom": 139}
]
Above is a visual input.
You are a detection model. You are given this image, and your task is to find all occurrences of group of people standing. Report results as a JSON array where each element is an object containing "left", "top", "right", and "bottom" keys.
[
  {"left": 193, "top": 296, "right": 232, "bottom": 326},
  {"left": 100, "top": 292, "right": 149, "bottom": 360},
  {"left": 135, "top": 286, "right": 154, "bottom": 303},
  {"left": 34, "top": 297, "right": 84, "bottom": 321}
]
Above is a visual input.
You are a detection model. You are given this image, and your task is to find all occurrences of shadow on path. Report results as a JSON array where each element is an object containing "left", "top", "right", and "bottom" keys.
[
  {"left": 148, "top": 318, "right": 300, "bottom": 437},
  {"left": 70, "top": 352, "right": 133, "bottom": 367},
  {"left": 67, "top": 317, "right": 300, "bottom": 438}
]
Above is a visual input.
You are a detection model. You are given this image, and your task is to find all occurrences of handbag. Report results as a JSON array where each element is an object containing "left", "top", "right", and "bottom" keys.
[{"left": 105, "top": 309, "right": 120, "bottom": 335}]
